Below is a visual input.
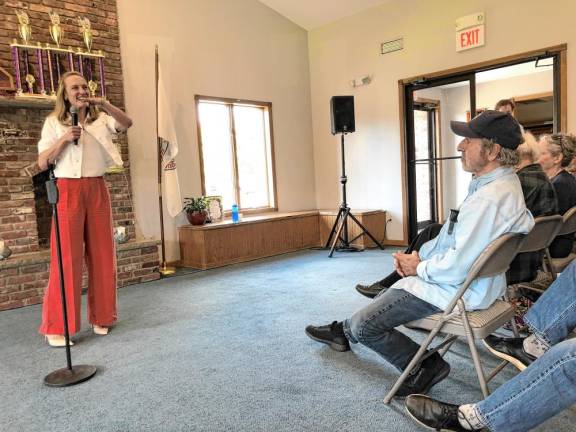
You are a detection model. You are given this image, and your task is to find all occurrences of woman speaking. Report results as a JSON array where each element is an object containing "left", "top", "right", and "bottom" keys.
[{"left": 37, "top": 71, "right": 133, "bottom": 347}]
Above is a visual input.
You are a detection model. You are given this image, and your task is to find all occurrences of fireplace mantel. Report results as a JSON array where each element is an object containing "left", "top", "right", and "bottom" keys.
[{"left": 0, "top": 95, "right": 55, "bottom": 110}]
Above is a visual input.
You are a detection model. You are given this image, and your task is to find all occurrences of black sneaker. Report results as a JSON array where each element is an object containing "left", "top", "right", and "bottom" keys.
[
  {"left": 395, "top": 353, "right": 451, "bottom": 398},
  {"left": 305, "top": 321, "right": 350, "bottom": 352},
  {"left": 483, "top": 335, "right": 535, "bottom": 371},
  {"left": 355, "top": 282, "right": 387, "bottom": 299},
  {"left": 405, "top": 394, "right": 468, "bottom": 432}
]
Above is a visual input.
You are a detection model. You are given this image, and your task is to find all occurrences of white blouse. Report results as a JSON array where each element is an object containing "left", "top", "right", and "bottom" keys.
[{"left": 37, "top": 112, "right": 124, "bottom": 178}]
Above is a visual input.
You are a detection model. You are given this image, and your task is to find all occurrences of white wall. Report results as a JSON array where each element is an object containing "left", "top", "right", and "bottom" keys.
[
  {"left": 117, "top": 0, "right": 316, "bottom": 261},
  {"left": 309, "top": 0, "right": 576, "bottom": 242}
]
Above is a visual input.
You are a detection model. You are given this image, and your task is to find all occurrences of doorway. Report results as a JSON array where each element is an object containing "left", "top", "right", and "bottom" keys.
[{"left": 400, "top": 45, "right": 567, "bottom": 243}]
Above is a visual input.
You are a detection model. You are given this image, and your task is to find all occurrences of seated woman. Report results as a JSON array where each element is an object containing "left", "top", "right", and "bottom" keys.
[
  {"left": 538, "top": 133, "right": 576, "bottom": 257},
  {"left": 507, "top": 133, "right": 557, "bottom": 284}
]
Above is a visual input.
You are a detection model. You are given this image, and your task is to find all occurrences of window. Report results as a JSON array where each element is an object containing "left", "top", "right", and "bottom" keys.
[{"left": 195, "top": 96, "right": 277, "bottom": 213}]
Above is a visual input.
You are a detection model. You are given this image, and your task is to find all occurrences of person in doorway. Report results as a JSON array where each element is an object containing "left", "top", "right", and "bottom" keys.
[
  {"left": 305, "top": 111, "right": 533, "bottom": 397},
  {"left": 495, "top": 98, "right": 524, "bottom": 133},
  {"left": 404, "top": 259, "right": 576, "bottom": 432},
  {"left": 494, "top": 98, "right": 516, "bottom": 116},
  {"left": 538, "top": 132, "right": 576, "bottom": 257},
  {"left": 37, "top": 71, "right": 133, "bottom": 347}
]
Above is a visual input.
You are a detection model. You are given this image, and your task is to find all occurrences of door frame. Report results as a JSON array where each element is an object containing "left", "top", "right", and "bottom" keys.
[
  {"left": 405, "top": 72, "right": 476, "bottom": 242},
  {"left": 397, "top": 44, "right": 567, "bottom": 245},
  {"left": 414, "top": 97, "right": 444, "bottom": 225}
]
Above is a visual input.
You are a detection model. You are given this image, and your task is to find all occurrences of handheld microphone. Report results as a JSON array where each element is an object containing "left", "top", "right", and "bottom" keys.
[
  {"left": 70, "top": 106, "right": 79, "bottom": 145},
  {"left": 447, "top": 209, "right": 459, "bottom": 235}
]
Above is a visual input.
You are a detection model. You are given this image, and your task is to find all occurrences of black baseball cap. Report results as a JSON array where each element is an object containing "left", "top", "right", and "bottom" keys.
[{"left": 450, "top": 110, "right": 524, "bottom": 149}]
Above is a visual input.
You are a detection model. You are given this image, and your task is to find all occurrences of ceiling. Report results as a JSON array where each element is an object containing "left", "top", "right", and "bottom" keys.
[{"left": 257, "top": 0, "right": 393, "bottom": 30}]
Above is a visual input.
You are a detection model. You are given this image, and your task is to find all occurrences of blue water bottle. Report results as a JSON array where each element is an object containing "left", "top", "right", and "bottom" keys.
[{"left": 231, "top": 204, "right": 239, "bottom": 223}]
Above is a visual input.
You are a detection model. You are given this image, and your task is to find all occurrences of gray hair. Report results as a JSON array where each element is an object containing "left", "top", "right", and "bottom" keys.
[
  {"left": 481, "top": 138, "right": 519, "bottom": 167},
  {"left": 540, "top": 133, "right": 576, "bottom": 167}
]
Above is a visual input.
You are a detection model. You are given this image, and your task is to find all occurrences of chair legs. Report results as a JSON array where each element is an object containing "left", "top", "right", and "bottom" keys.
[
  {"left": 384, "top": 305, "right": 497, "bottom": 404},
  {"left": 544, "top": 248, "right": 557, "bottom": 281},
  {"left": 383, "top": 324, "right": 443, "bottom": 404},
  {"left": 459, "top": 300, "right": 490, "bottom": 398},
  {"left": 503, "top": 291, "right": 520, "bottom": 338}
]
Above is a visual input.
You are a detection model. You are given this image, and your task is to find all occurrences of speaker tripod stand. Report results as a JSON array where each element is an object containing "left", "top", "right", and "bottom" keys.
[{"left": 325, "top": 133, "right": 385, "bottom": 257}]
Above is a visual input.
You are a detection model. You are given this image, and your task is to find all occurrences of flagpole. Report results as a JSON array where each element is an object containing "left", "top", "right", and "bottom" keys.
[{"left": 155, "top": 45, "right": 175, "bottom": 276}]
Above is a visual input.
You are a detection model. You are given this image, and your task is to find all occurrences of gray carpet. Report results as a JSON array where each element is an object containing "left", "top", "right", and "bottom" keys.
[{"left": 1, "top": 249, "right": 574, "bottom": 432}]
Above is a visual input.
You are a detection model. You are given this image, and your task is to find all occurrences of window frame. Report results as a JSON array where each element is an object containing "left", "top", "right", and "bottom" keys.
[{"left": 195, "top": 95, "right": 278, "bottom": 215}]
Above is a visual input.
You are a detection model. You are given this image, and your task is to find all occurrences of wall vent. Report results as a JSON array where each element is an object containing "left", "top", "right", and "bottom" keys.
[{"left": 381, "top": 38, "right": 403, "bottom": 55}]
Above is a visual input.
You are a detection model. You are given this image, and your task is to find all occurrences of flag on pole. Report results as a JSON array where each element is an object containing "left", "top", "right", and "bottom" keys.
[{"left": 157, "top": 61, "right": 182, "bottom": 217}]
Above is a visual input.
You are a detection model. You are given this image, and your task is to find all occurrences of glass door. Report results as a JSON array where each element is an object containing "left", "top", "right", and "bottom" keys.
[{"left": 405, "top": 74, "right": 476, "bottom": 241}]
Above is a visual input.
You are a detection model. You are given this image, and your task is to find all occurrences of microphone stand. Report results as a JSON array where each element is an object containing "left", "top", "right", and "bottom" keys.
[{"left": 43, "top": 164, "right": 97, "bottom": 387}]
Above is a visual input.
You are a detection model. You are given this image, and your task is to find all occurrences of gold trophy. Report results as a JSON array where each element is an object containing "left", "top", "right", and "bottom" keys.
[
  {"left": 25, "top": 73, "right": 35, "bottom": 90},
  {"left": 78, "top": 17, "right": 93, "bottom": 53},
  {"left": 48, "top": 10, "right": 63, "bottom": 47},
  {"left": 88, "top": 79, "right": 98, "bottom": 97},
  {"left": 16, "top": 10, "right": 31, "bottom": 44}
]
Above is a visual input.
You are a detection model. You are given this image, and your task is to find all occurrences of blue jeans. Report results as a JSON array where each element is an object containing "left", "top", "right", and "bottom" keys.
[
  {"left": 343, "top": 288, "right": 441, "bottom": 371},
  {"left": 475, "top": 260, "right": 576, "bottom": 431}
]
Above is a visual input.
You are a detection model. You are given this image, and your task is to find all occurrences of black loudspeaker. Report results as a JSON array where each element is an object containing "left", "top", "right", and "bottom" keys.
[{"left": 330, "top": 96, "right": 355, "bottom": 134}]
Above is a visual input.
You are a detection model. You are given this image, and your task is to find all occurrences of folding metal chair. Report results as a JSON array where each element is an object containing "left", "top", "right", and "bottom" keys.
[
  {"left": 545, "top": 206, "right": 576, "bottom": 278},
  {"left": 506, "top": 215, "right": 563, "bottom": 334},
  {"left": 383, "top": 232, "right": 526, "bottom": 403}
]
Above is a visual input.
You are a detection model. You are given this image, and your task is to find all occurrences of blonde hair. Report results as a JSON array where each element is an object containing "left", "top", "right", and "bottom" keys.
[
  {"left": 516, "top": 132, "right": 540, "bottom": 163},
  {"left": 480, "top": 138, "right": 519, "bottom": 167},
  {"left": 540, "top": 133, "right": 576, "bottom": 167},
  {"left": 52, "top": 71, "right": 99, "bottom": 125}
]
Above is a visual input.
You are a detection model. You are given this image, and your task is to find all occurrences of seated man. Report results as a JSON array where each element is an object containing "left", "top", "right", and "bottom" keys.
[
  {"left": 405, "top": 259, "right": 576, "bottom": 432},
  {"left": 305, "top": 111, "right": 534, "bottom": 396},
  {"left": 356, "top": 131, "right": 557, "bottom": 298}
]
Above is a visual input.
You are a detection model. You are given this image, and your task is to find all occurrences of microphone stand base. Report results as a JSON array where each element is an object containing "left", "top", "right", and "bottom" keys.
[{"left": 43, "top": 364, "right": 97, "bottom": 387}]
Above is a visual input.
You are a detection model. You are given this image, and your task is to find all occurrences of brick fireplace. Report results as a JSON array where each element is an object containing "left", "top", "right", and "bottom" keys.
[{"left": 0, "top": 1, "right": 160, "bottom": 311}]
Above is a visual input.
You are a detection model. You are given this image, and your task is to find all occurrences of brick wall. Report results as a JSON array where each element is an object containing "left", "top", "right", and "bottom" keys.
[
  {"left": 0, "top": 1, "right": 159, "bottom": 311},
  {"left": 0, "top": 241, "right": 161, "bottom": 311},
  {"left": 0, "top": 104, "right": 49, "bottom": 253}
]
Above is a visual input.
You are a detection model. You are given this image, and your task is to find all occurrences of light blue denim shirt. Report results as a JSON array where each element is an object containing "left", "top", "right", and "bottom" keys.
[{"left": 392, "top": 166, "right": 534, "bottom": 311}]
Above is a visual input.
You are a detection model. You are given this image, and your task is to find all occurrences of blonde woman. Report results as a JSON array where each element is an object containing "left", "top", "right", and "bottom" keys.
[
  {"left": 538, "top": 133, "right": 576, "bottom": 258},
  {"left": 37, "top": 71, "right": 132, "bottom": 347}
]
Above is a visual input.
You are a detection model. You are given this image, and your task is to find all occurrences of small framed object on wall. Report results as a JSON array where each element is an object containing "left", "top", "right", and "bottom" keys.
[{"left": 205, "top": 196, "right": 223, "bottom": 223}]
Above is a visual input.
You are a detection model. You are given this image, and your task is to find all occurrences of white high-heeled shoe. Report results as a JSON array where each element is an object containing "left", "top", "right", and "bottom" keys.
[
  {"left": 93, "top": 325, "right": 110, "bottom": 335},
  {"left": 45, "top": 335, "right": 74, "bottom": 347}
]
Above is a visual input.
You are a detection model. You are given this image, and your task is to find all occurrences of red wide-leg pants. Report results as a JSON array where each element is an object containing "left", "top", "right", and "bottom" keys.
[{"left": 39, "top": 177, "right": 117, "bottom": 335}]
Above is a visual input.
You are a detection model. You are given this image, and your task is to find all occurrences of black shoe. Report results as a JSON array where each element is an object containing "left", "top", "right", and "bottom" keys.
[
  {"left": 483, "top": 335, "right": 535, "bottom": 371},
  {"left": 305, "top": 321, "right": 350, "bottom": 352},
  {"left": 355, "top": 282, "right": 387, "bottom": 299},
  {"left": 405, "top": 394, "right": 468, "bottom": 432},
  {"left": 396, "top": 353, "right": 450, "bottom": 398}
]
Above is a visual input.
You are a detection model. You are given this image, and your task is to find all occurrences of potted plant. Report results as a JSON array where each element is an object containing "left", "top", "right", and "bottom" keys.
[{"left": 183, "top": 197, "right": 209, "bottom": 225}]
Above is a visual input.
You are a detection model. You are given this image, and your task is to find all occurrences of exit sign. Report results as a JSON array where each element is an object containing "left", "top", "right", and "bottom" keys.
[
  {"left": 456, "top": 25, "right": 485, "bottom": 51},
  {"left": 455, "top": 12, "right": 485, "bottom": 52}
]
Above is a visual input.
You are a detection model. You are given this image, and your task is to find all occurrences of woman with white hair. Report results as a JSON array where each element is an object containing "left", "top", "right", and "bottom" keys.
[
  {"left": 506, "top": 133, "right": 557, "bottom": 285},
  {"left": 538, "top": 133, "right": 576, "bottom": 257}
]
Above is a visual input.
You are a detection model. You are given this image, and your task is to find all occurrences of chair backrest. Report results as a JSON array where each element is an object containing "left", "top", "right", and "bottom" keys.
[
  {"left": 444, "top": 232, "right": 526, "bottom": 313},
  {"left": 559, "top": 206, "right": 576, "bottom": 236},
  {"left": 519, "top": 215, "right": 563, "bottom": 253},
  {"left": 470, "top": 232, "right": 527, "bottom": 280}
]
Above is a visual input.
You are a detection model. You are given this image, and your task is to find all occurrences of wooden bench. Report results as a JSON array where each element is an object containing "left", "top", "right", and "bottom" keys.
[{"left": 178, "top": 210, "right": 386, "bottom": 269}]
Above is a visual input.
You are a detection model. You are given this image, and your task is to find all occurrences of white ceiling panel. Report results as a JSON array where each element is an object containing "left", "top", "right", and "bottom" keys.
[{"left": 257, "top": 0, "right": 393, "bottom": 30}]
